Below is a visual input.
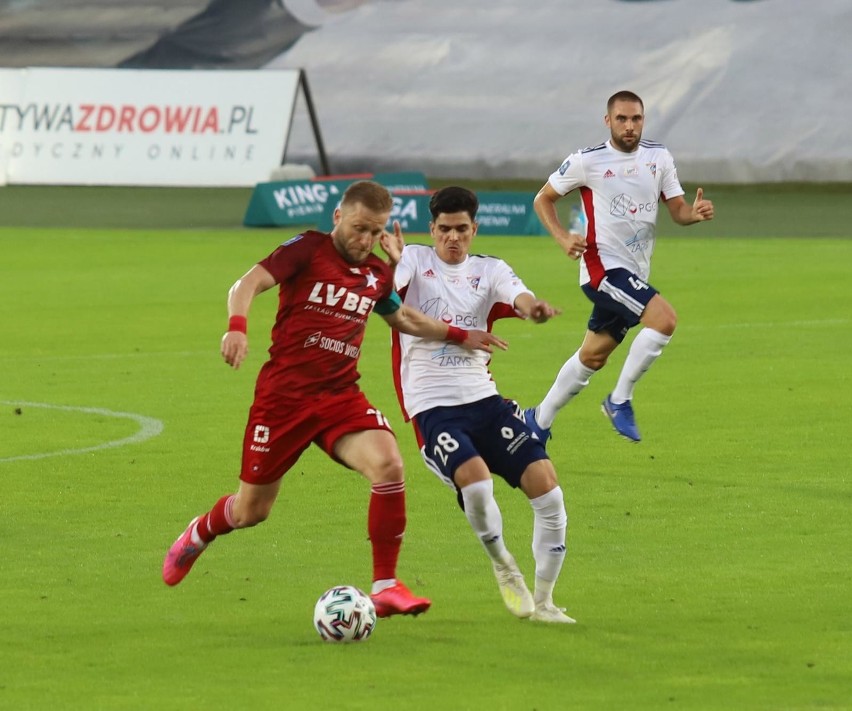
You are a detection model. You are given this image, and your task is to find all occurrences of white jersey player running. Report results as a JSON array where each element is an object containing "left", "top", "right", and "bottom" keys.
[
  {"left": 391, "top": 186, "right": 576, "bottom": 623},
  {"left": 554, "top": 137, "right": 685, "bottom": 288},
  {"left": 526, "top": 90, "right": 715, "bottom": 443}
]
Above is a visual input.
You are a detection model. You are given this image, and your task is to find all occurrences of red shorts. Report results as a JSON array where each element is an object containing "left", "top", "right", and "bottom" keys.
[{"left": 240, "top": 387, "right": 394, "bottom": 485}]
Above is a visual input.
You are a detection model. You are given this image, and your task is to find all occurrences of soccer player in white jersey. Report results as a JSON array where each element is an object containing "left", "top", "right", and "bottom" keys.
[
  {"left": 526, "top": 90, "right": 715, "bottom": 442},
  {"left": 390, "top": 186, "right": 576, "bottom": 623}
]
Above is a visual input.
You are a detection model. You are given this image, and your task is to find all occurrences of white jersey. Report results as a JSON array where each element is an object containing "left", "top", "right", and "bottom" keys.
[
  {"left": 548, "top": 139, "right": 684, "bottom": 286},
  {"left": 392, "top": 244, "right": 531, "bottom": 419}
]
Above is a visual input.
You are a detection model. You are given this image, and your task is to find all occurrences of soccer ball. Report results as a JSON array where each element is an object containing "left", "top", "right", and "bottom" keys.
[{"left": 313, "top": 585, "right": 377, "bottom": 643}]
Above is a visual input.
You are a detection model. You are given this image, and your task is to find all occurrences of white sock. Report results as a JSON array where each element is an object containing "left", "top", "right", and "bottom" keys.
[
  {"left": 529, "top": 486, "right": 567, "bottom": 603},
  {"left": 537, "top": 352, "right": 596, "bottom": 428},
  {"left": 461, "top": 479, "right": 511, "bottom": 566},
  {"left": 371, "top": 579, "right": 397, "bottom": 594},
  {"left": 611, "top": 328, "right": 672, "bottom": 403},
  {"left": 534, "top": 576, "right": 555, "bottom": 606}
]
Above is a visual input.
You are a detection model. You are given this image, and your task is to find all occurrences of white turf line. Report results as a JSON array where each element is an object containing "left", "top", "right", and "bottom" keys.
[{"left": 0, "top": 401, "right": 164, "bottom": 463}]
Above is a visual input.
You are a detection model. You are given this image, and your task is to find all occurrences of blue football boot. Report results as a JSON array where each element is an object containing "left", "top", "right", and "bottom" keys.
[
  {"left": 602, "top": 395, "right": 641, "bottom": 442},
  {"left": 523, "top": 407, "right": 552, "bottom": 444}
]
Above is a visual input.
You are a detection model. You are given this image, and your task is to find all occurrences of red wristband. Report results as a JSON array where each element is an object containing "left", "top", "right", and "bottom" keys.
[
  {"left": 228, "top": 315, "right": 247, "bottom": 334},
  {"left": 446, "top": 325, "right": 466, "bottom": 343}
]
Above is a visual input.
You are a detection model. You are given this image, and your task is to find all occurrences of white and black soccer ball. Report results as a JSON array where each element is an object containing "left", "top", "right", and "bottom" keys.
[{"left": 313, "top": 585, "right": 377, "bottom": 643}]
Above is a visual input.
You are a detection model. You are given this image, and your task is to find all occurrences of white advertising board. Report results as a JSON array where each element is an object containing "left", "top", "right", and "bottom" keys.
[{"left": 0, "top": 68, "right": 299, "bottom": 186}]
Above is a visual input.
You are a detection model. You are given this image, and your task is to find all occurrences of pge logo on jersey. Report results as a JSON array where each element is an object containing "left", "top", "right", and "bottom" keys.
[{"left": 610, "top": 193, "right": 657, "bottom": 218}]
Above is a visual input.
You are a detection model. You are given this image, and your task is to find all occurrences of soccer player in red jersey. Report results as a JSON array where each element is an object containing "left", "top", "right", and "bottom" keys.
[{"left": 163, "top": 180, "right": 506, "bottom": 617}]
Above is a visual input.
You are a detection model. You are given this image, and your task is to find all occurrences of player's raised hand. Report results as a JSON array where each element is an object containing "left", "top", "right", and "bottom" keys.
[
  {"left": 380, "top": 220, "right": 404, "bottom": 267},
  {"left": 221, "top": 331, "right": 248, "bottom": 369},
  {"left": 461, "top": 329, "right": 509, "bottom": 353},
  {"left": 692, "top": 188, "right": 714, "bottom": 222}
]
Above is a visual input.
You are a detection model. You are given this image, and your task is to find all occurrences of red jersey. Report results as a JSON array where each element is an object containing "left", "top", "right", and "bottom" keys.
[{"left": 254, "top": 230, "right": 395, "bottom": 399}]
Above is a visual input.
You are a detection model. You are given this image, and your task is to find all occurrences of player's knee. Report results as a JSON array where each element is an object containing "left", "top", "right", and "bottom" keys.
[
  {"left": 669, "top": 310, "right": 678, "bottom": 333},
  {"left": 459, "top": 478, "right": 493, "bottom": 512},
  {"left": 658, "top": 309, "right": 677, "bottom": 336},
  {"left": 367, "top": 453, "right": 405, "bottom": 484},
  {"left": 645, "top": 298, "right": 677, "bottom": 335},
  {"left": 580, "top": 350, "right": 608, "bottom": 370},
  {"left": 520, "top": 461, "right": 559, "bottom": 499}
]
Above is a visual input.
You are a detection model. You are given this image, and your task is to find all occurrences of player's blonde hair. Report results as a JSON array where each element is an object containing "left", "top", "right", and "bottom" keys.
[{"left": 340, "top": 180, "right": 393, "bottom": 213}]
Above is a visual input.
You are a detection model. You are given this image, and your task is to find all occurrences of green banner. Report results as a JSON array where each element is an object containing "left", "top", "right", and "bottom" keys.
[
  {"left": 316, "top": 190, "right": 430, "bottom": 233},
  {"left": 242, "top": 171, "right": 429, "bottom": 226},
  {"left": 317, "top": 190, "right": 546, "bottom": 236},
  {"left": 474, "top": 192, "right": 548, "bottom": 235}
]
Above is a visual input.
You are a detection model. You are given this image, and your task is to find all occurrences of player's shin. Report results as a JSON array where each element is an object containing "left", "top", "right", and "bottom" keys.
[
  {"left": 461, "top": 479, "right": 511, "bottom": 565},
  {"left": 538, "top": 352, "right": 595, "bottom": 427},
  {"left": 195, "top": 494, "right": 237, "bottom": 543},
  {"left": 529, "top": 486, "right": 567, "bottom": 603},
  {"left": 368, "top": 481, "right": 406, "bottom": 582},
  {"left": 611, "top": 328, "right": 671, "bottom": 403}
]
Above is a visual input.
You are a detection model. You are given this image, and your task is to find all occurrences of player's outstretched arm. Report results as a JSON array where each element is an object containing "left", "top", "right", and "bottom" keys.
[
  {"left": 383, "top": 304, "right": 508, "bottom": 353},
  {"left": 220, "top": 264, "right": 276, "bottom": 369}
]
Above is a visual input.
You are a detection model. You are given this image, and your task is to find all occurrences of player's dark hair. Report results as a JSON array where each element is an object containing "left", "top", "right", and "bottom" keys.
[
  {"left": 607, "top": 90, "right": 644, "bottom": 113},
  {"left": 429, "top": 186, "right": 478, "bottom": 221},
  {"left": 341, "top": 180, "right": 393, "bottom": 213}
]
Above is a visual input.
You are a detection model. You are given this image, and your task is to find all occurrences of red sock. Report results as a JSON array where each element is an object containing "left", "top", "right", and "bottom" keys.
[
  {"left": 195, "top": 495, "right": 236, "bottom": 544},
  {"left": 368, "top": 481, "right": 406, "bottom": 581}
]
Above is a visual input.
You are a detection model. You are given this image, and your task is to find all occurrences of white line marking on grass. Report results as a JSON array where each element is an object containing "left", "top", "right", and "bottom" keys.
[
  {"left": 0, "top": 401, "right": 164, "bottom": 463},
  {"left": 0, "top": 350, "right": 209, "bottom": 363}
]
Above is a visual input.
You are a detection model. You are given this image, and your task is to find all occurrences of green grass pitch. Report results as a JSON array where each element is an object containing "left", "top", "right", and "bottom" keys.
[{"left": 1, "top": 184, "right": 850, "bottom": 710}]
